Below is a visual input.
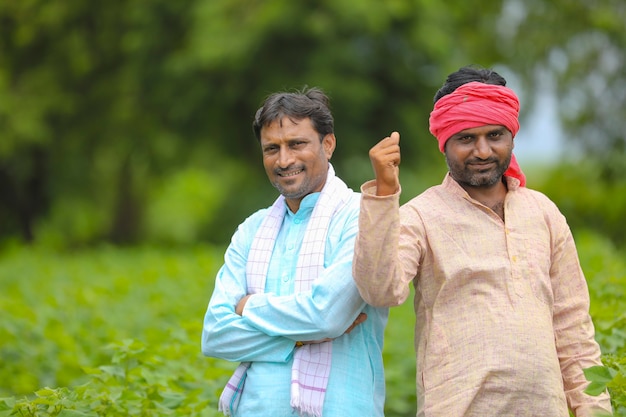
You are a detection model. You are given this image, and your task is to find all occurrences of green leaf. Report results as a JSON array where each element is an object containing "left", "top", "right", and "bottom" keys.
[
  {"left": 583, "top": 365, "right": 617, "bottom": 396},
  {"left": 585, "top": 380, "right": 608, "bottom": 396},
  {"left": 583, "top": 365, "right": 617, "bottom": 384},
  {"left": 0, "top": 398, "right": 15, "bottom": 411},
  {"left": 35, "top": 387, "right": 57, "bottom": 397},
  {"left": 160, "top": 392, "right": 185, "bottom": 409},
  {"left": 98, "top": 365, "right": 125, "bottom": 379}
]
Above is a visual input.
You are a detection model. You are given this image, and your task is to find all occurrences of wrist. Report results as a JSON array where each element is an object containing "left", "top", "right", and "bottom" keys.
[
  {"left": 376, "top": 182, "right": 399, "bottom": 196},
  {"left": 235, "top": 294, "right": 252, "bottom": 315}
]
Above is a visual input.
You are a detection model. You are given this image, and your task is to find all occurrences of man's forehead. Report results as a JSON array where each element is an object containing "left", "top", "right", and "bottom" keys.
[{"left": 260, "top": 116, "right": 316, "bottom": 142}]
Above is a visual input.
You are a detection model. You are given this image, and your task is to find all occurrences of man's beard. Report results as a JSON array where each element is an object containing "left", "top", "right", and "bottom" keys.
[{"left": 446, "top": 154, "right": 512, "bottom": 187}]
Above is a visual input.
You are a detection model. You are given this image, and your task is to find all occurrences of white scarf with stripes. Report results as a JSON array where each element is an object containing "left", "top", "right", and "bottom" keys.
[{"left": 218, "top": 164, "right": 352, "bottom": 417}]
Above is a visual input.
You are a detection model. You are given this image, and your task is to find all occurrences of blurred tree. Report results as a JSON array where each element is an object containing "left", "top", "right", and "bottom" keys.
[
  {"left": 0, "top": 0, "right": 623, "bottom": 247},
  {"left": 496, "top": 0, "right": 625, "bottom": 179},
  {"left": 0, "top": 0, "right": 200, "bottom": 244}
]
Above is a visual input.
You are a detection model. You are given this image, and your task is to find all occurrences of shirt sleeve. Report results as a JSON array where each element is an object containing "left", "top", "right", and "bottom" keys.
[
  {"left": 201, "top": 220, "right": 296, "bottom": 363},
  {"left": 241, "top": 204, "right": 367, "bottom": 341},
  {"left": 352, "top": 180, "right": 417, "bottom": 307},
  {"left": 548, "top": 207, "right": 613, "bottom": 416}
]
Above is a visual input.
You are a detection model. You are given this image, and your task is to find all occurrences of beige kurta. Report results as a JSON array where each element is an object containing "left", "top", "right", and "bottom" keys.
[{"left": 353, "top": 173, "right": 612, "bottom": 417}]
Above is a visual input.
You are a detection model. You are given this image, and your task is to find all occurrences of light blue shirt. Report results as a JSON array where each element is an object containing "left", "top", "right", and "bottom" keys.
[{"left": 202, "top": 191, "right": 388, "bottom": 416}]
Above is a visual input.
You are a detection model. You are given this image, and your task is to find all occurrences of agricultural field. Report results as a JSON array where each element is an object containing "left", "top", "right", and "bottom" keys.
[{"left": 0, "top": 230, "right": 624, "bottom": 416}]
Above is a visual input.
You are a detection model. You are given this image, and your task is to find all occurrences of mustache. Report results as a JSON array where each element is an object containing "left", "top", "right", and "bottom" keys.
[
  {"left": 466, "top": 157, "right": 499, "bottom": 165},
  {"left": 274, "top": 165, "right": 304, "bottom": 174}
]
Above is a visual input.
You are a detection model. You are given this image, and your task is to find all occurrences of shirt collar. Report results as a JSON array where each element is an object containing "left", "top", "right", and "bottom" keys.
[{"left": 285, "top": 192, "right": 320, "bottom": 218}]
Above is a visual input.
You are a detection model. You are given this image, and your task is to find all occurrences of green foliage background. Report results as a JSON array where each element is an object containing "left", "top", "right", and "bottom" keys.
[
  {"left": 0, "top": 0, "right": 624, "bottom": 248},
  {"left": 0, "top": 229, "right": 625, "bottom": 416}
]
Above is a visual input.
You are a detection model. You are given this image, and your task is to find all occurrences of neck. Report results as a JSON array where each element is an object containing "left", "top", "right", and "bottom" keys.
[
  {"left": 285, "top": 198, "right": 301, "bottom": 213},
  {"left": 459, "top": 178, "right": 508, "bottom": 220}
]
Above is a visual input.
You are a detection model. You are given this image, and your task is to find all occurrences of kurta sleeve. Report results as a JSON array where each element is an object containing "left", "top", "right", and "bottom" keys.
[
  {"left": 549, "top": 208, "right": 613, "bottom": 416},
  {"left": 201, "top": 220, "right": 296, "bottom": 363},
  {"left": 242, "top": 256, "right": 366, "bottom": 341},
  {"left": 353, "top": 180, "right": 419, "bottom": 307}
]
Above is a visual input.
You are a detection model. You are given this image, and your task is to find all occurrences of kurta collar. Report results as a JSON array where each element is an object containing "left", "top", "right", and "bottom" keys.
[{"left": 285, "top": 192, "right": 320, "bottom": 219}]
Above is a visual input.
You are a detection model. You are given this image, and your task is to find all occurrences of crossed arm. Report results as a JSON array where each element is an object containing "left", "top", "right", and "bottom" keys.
[
  {"left": 236, "top": 294, "right": 367, "bottom": 345},
  {"left": 202, "top": 209, "right": 367, "bottom": 362}
]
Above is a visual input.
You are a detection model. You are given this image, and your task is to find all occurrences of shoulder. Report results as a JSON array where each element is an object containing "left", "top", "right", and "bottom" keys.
[
  {"left": 231, "top": 205, "right": 273, "bottom": 240},
  {"left": 401, "top": 183, "right": 448, "bottom": 213},
  {"left": 395, "top": 186, "right": 446, "bottom": 234},
  {"left": 511, "top": 187, "right": 572, "bottom": 234},
  {"left": 242, "top": 205, "right": 272, "bottom": 225},
  {"left": 514, "top": 187, "right": 562, "bottom": 214},
  {"left": 332, "top": 190, "right": 361, "bottom": 224},
  {"left": 344, "top": 190, "right": 362, "bottom": 211}
]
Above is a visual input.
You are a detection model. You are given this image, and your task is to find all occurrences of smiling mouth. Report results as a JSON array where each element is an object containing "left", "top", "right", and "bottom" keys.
[
  {"left": 277, "top": 169, "right": 303, "bottom": 177},
  {"left": 468, "top": 161, "right": 495, "bottom": 169}
]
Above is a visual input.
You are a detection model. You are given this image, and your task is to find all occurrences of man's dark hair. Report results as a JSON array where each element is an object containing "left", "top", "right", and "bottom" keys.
[
  {"left": 252, "top": 87, "right": 334, "bottom": 142},
  {"left": 433, "top": 65, "right": 507, "bottom": 103}
]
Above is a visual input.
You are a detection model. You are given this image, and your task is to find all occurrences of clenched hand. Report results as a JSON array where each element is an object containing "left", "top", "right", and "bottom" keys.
[{"left": 369, "top": 131, "right": 400, "bottom": 196}]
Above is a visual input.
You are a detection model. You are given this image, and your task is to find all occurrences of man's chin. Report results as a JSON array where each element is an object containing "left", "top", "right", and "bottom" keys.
[
  {"left": 454, "top": 171, "right": 501, "bottom": 187},
  {"left": 275, "top": 184, "right": 306, "bottom": 200},
  {"left": 469, "top": 175, "right": 502, "bottom": 187},
  {"left": 273, "top": 179, "right": 298, "bottom": 194}
]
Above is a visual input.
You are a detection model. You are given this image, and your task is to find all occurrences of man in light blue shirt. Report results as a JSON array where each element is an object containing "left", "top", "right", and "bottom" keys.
[{"left": 202, "top": 87, "right": 387, "bottom": 416}]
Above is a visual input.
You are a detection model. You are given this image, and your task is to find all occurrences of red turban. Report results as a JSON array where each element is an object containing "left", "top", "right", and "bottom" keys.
[{"left": 428, "top": 82, "right": 526, "bottom": 187}]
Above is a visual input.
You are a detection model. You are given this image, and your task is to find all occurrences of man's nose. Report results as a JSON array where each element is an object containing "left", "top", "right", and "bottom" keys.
[
  {"left": 277, "top": 147, "right": 295, "bottom": 167},
  {"left": 473, "top": 137, "right": 492, "bottom": 159}
]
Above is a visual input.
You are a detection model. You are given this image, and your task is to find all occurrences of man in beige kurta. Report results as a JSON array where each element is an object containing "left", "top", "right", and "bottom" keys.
[{"left": 353, "top": 66, "right": 612, "bottom": 417}]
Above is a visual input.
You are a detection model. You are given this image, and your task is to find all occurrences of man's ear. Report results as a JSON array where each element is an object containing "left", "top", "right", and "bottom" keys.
[{"left": 323, "top": 133, "right": 336, "bottom": 160}]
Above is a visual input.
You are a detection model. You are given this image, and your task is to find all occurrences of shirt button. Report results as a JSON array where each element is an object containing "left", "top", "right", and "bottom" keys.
[
  {"left": 282, "top": 275, "right": 290, "bottom": 282},
  {"left": 294, "top": 219, "right": 301, "bottom": 224}
]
